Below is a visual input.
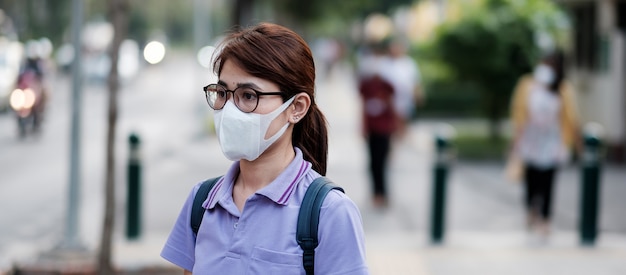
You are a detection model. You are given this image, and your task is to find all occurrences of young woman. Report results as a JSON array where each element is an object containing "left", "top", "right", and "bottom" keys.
[
  {"left": 510, "top": 50, "right": 581, "bottom": 237},
  {"left": 161, "top": 22, "right": 369, "bottom": 274}
]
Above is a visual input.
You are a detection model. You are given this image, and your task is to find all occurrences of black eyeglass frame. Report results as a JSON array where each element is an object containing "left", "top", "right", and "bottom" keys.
[{"left": 203, "top": 83, "right": 285, "bottom": 113}]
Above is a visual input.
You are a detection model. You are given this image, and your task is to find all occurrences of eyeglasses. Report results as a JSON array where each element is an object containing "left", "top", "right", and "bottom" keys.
[{"left": 203, "top": 84, "right": 285, "bottom": 113}]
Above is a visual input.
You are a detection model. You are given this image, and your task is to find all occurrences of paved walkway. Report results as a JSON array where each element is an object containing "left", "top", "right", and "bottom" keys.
[
  {"left": 327, "top": 63, "right": 626, "bottom": 275},
  {"left": 113, "top": 61, "right": 626, "bottom": 274},
  {"left": 5, "top": 58, "right": 626, "bottom": 275}
]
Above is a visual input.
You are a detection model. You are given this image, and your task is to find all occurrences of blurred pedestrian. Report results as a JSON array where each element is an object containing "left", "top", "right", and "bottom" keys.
[
  {"left": 510, "top": 50, "right": 581, "bottom": 238},
  {"left": 161, "top": 23, "right": 368, "bottom": 274},
  {"left": 387, "top": 38, "right": 423, "bottom": 138},
  {"left": 312, "top": 37, "right": 342, "bottom": 79},
  {"left": 357, "top": 42, "right": 399, "bottom": 207}
]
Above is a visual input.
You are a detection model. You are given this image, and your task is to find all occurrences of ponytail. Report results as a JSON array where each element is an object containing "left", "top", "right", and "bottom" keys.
[
  {"left": 215, "top": 22, "right": 327, "bottom": 172},
  {"left": 294, "top": 104, "right": 328, "bottom": 175}
]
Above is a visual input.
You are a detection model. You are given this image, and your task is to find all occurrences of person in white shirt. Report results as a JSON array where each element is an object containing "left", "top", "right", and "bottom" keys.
[
  {"left": 387, "top": 39, "right": 422, "bottom": 137},
  {"left": 510, "top": 50, "right": 581, "bottom": 238}
]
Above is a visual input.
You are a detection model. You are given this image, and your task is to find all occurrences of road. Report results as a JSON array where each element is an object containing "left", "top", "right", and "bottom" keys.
[{"left": 0, "top": 51, "right": 220, "bottom": 268}]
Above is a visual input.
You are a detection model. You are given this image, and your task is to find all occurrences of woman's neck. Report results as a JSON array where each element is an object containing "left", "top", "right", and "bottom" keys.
[{"left": 237, "top": 142, "right": 295, "bottom": 191}]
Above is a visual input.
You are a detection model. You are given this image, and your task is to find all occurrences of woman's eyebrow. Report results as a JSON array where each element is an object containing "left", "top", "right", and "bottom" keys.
[
  {"left": 236, "top": 82, "right": 262, "bottom": 90},
  {"left": 218, "top": 80, "right": 262, "bottom": 90}
]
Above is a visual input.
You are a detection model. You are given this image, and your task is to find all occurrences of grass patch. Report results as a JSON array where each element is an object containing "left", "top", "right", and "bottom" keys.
[{"left": 452, "top": 133, "right": 510, "bottom": 161}]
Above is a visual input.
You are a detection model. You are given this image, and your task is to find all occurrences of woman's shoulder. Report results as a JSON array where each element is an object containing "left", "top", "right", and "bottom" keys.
[
  {"left": 513, "top": 74, "right": 534, "bottom": 95},
  {"left": 517, "top": 74, "right": 535, "bottom": 87},
  {"left": 302, "top": 175, "right": 355, "bottom": 208},
  {"left": 319, "top": 184, "right": 359, "bottom": 213}
]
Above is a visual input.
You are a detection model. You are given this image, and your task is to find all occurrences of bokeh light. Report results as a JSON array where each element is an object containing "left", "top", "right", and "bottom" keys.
[
  {"left": 143, "top": 41, "right": 166, "bottom": 65},
  {"left": 363, "top": 13, "right": 394, "bottom": 43},
  {"left": 197, "top": 45, "right": 216, "bottom": 69}
]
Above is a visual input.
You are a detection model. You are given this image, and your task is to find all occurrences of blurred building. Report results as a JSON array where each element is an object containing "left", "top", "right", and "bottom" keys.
[{"left": 559, "top": 0, "right": 626, "bottom": 163}]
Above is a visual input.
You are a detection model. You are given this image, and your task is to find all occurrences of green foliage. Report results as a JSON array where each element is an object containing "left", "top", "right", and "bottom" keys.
[
  {"left": 0, "top": 0, "right": 198, "bottom": 51},
  {"left": 1, "top": 0, "right": 72, "bottom": 46},
  {"left": 278, "top": 0, "right": 414, "bottom": 28},
  {"left": 414, "top": 38, "right": 485, "bottom": 119},
  {"left": 128, "top": 8, "right": 149, "bottom": 46},
  {"left": 436, "top": 10, "right": 537, "bottom": 81},
  {"left": 127, "top": 0, "right": 194, "bottom": 47},
  {"left": 427, "top": 0, "right": 569, "bottom": 138},
  {"left": 417, "top": 81, "right": 483, "bottom": 118}
]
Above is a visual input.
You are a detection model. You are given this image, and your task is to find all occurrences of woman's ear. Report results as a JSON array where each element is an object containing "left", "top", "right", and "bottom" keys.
[{"left": 290, "top": 93, "right": 311, "bottom": 123}]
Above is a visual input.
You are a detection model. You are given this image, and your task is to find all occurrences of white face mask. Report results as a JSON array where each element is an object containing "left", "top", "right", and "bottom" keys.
[
  {"left": 214, "top": 97, "right": 295, "bottom": 161},
  {"left": 533, "top": 64, "right": 555, "bottom": 86}
]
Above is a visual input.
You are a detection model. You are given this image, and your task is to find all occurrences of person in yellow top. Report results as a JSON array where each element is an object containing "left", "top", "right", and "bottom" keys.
[{"left": 510, "top": 50, "right": 581, "bottom": 238}]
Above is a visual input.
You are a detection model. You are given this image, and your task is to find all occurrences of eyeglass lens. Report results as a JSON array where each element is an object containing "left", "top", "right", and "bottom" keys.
[{"left": 205, "top": 84, "right": 260, "bottom": 113}]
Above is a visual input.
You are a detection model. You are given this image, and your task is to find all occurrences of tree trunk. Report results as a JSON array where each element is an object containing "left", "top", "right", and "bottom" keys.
[{"left": 98, "top": 0, "right": 129, "bottom": 274}]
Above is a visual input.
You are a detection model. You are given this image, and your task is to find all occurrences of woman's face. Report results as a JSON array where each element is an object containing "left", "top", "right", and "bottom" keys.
[{"left": 218, "top": 59, "right": 292, "bottom": 139}]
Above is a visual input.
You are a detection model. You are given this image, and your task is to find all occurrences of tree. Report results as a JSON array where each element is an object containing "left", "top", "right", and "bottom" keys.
[
  {"left": 278, "top": 0, "right": 412, "bottom": 24},
  {"left": 205, "top": 0, "right": 414, "bottom": 36},
  {"left": 432, "top": 0, "right": 568, "bottom": 140},
  {"left": 0, "top": 0, "right": 71, "bottom": 45},
  {"left": 97, "top": 0, "right": 129, "bottom": 273}
]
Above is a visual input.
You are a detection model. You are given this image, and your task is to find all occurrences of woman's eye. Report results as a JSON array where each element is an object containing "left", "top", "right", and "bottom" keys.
[{"left": 241, "top": 90, "right": 257, "bottom": 101}]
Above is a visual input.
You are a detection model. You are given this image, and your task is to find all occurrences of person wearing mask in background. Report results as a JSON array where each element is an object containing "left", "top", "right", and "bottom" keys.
[
  {"left": 357, "top": 42, "right": 399, "bottom": 208},
  {"left": 161, "top": 23, "right": 368, "bottom": 274},
  {"left": 510, "top": 50, "right": 581, "bottom": 239}
]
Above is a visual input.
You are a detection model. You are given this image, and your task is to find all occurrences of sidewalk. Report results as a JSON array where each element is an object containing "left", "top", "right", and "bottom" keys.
[
  {"left": 6, "top": 57, "right": 626, "bottom": 275},
  {"left": 108, "top": 62, "right": 625, "bottom": 274},
  {"left": 322, "top": 63, "right": 626, "bottom": 275}
]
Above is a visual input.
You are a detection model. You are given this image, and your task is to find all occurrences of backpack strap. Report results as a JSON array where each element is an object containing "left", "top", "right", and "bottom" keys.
[
  {"left": 297, "top": 177, "right": 345, "bottom": 275},
  {"left": 191, "top": 176, "right": 222, "bottom": 235}
]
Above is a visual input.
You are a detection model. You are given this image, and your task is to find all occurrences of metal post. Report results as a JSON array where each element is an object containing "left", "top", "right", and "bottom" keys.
[
  {"left": 62, "top": 0, "right": 84, "bottom": 249},
  {"left": 430, "top": 127, "right": 454, "bottom": 244},
  {"left": 126, "top": 133, "right": 142, "bottom": 239},
  {"left": 580, "top": 125, "right": 603, "bottom": 246}
]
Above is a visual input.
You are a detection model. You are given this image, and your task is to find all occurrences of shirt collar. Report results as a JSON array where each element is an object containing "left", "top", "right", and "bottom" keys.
[
  {"left": 202, "top": 162, "right": 239, "bottom": 210},
  {"left": 203, "top": 147, "right": 311, "bottom": 209}
]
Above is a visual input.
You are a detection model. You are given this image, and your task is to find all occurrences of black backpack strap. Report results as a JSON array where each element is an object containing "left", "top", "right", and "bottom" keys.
[
  {"left": 191, "top": 176, "right": 222, "bottom": 235},
  {"left": 297, "top": 177, "right": 345, "bottom": 275}
]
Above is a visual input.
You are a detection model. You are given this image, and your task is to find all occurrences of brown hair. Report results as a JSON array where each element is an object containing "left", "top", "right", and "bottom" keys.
[
  {"left": 545, "top": 50, "right": 565, "bottom": 94},
  {"left": 213, "top": 22, "right": 329, "bottom": 175}
]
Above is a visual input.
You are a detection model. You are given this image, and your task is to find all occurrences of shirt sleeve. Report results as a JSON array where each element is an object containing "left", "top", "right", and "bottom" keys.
[
  {"left": 160, "top": 183, "right": 202, "bottom": 271},
  {"left": 315, "top": 191, "right": 369, "bottom": 275}
]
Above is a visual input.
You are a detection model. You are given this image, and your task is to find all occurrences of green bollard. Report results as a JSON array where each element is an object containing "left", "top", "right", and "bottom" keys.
[
  {"left": 430, "top": 131, "right": 453, "bottom": 245},
  {"left": 580, "top": 130, "right": 602, "bottom": 246},
  {"left": 127, "top": 133, "right": 142, "bottom": 240}
]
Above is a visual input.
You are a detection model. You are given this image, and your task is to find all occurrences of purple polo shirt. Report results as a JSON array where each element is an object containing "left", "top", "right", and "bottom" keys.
[{"left": 161, "top": 148, "right": 369, "bottom": 274}]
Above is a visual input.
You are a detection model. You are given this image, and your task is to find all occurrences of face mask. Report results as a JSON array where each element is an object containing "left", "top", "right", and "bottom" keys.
[
  {"left": 214, "top": 97, "right": 295, "bottom": 161},
  {"left": 533, "top": 64, "right": 555, "bottom": 86}
]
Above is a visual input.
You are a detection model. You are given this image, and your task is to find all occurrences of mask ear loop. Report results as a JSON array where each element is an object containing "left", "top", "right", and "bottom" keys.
[{"left": 260, "top": 96, "right": 296, "bottom": 142}]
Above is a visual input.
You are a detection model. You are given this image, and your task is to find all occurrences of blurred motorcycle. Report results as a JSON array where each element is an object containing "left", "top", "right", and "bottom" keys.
[{"left": 9, "top": 69, "right": 45, "bottom": 138}]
